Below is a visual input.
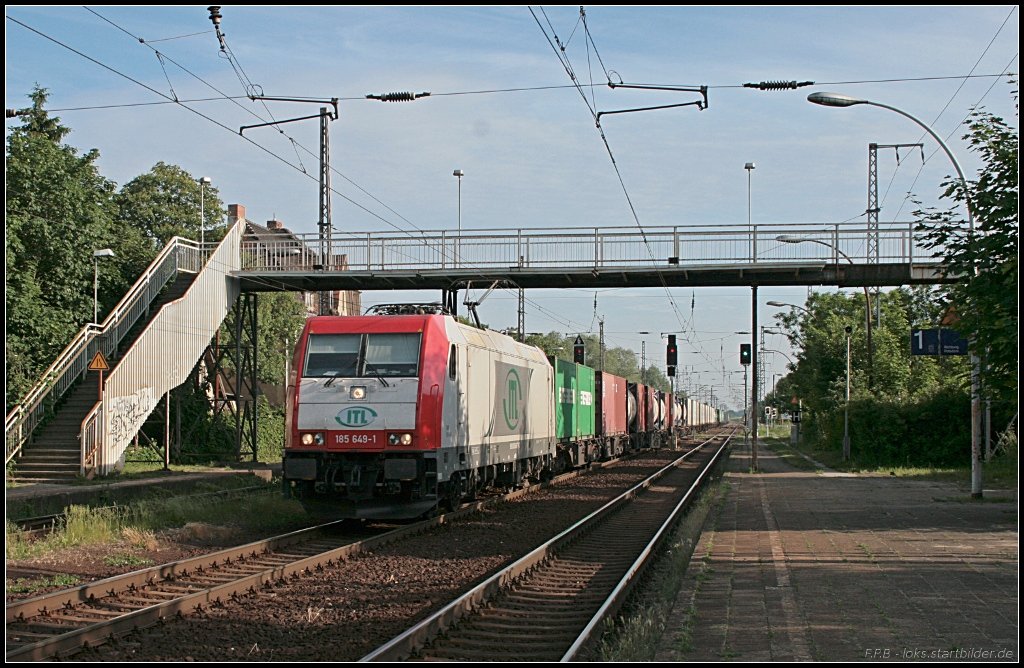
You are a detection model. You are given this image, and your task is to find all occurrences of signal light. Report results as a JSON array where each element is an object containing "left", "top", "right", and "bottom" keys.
[
  {"left": 573, "top": 335, "right": 585, "bottom": 365},
  {"left": 666, "top": 334, "right": 677, "bottom": 367},
  {"left": 740, "top": 343, "right": 752, "bottom": 366}
]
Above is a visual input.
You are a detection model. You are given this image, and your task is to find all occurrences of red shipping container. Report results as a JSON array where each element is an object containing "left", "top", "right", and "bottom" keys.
[{"left": 596, "top": 372, "right": 628, "bottom": 437}]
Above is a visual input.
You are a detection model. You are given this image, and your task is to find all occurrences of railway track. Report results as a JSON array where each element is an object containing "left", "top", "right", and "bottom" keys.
[
  {"left": 6, "top": 519, "right": 379, "bottom": 661},
  {"left": 362, "top": 429, "right": 733, "bottom": 662},
  {"left": 5, "top": 447, "right": 665, "bottom": 662},
  {"left": 8, "top": 432, "right": 729, "bottom": 663}
]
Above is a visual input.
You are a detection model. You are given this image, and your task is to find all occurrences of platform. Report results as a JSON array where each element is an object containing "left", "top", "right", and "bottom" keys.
[
  {"left": 656, "top": 440, "right": 1018, "bottom": 661},
  {"left": 5, "top": 464, "right": 279, "bottom": 516}
]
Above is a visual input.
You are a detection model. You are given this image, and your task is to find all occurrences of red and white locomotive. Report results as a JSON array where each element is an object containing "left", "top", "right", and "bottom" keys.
[
  {"left": 282, "top": 306, "right": 720, "bottom": 519},
  {"left": 283, "top": 308, "right": 555, "bottom": 519}
]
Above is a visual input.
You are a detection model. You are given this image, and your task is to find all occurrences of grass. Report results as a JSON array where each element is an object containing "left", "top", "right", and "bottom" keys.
[
  {"left": 6, "top": 573, "right": 82, "bottom": 594},
  {"left": 102, "top": 553, "right": 156, "bottom": 568},
  {"left": 7, "top": 469, "right": 272, "bottom": 520},
  {"left": 765, "top": 432, "right": 1019, "bottom": 491},
  {"left": 5, "top": 480, "right": 309, "bottom": 561},
  {"left": 598, "top": 477, "right": 730, "bottom": 662}
]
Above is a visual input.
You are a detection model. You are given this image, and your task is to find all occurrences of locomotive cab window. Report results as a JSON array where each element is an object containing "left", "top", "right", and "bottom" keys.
[
  {"left": 304, "top": 334, "right": 360, "bottom": 377},
  {"left": 363, "top": 333, "right": 421, "bottom": 377},
  {"left": 448, "top": 345, "right": 457, "bottom": 380},
  {"left": 304, "top": 333, "right": 421, "bottom": 378}
]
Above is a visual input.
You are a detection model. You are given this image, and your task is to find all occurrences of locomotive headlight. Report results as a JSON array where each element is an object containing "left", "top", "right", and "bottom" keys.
[
  {"left": 387, "top": 433, "right": 413, "bottom": 446},
  {"left": 350, "top": 386, "right": 366, "bottom": 400},
  {"left": 301, "top": 432, "right": 325, "bottom": 446}
]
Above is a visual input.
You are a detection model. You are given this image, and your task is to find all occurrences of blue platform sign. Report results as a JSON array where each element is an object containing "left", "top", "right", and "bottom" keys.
[{"left": 910, "top": 328, "right": 969, "bottom": 356}]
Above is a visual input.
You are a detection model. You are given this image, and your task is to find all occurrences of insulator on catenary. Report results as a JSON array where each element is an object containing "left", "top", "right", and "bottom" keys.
[
  {"left": 368, "top": 92, "right": 414, "bottom": 102},
  {"left": 742, "top": 80, "right": 814, "bottom": 91}
]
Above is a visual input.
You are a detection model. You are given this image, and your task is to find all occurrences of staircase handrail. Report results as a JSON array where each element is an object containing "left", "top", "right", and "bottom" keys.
[
  {"left": 6, "top": 236, "right": 203, "bottom": 465},
  {"left": 82, "top": 223, "right": 241, "bottom": 474}
]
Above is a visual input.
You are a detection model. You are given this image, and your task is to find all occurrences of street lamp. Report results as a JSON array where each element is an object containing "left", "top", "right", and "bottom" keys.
[
  {"left": 453, "top": 169, "right": 464, "bottom": 266},
  {"left": 745, "top": 162, "right": 755, "bottom": 261},
  {"left": 93, "top": 248, "right": 115, "bottom": 324},
  {"left": 843, "top": 325, "right": 852, "bottom": 461},
  {"left": 198, "top": 176, "right": 212, "bottom": 248},
  {"left": 777, "top": 235, "right": 872, "bottom": 388},
  {"left": 767, "top": 300, "right": 809, "bottom": 315},
  {"left": 762, "top": 348, "right": 794, "bottom": 366},
  {"left": 807, "top": 90, "right": 982, "bottom": 497}
]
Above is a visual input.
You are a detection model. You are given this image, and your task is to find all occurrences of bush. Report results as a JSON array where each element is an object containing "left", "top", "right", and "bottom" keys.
[
  {"left": 257, "top": 397, "right": 286, "bottom": 463},
  {"left": 803, "top": 388, "right": 974, "bottom": 468}
]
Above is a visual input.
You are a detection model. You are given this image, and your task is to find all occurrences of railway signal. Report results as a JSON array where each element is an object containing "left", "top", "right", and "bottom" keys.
[
  {"left": 739, "top": 343, "right": 752, "bottom": 366},
  {"left": 573, "top": 335, "right": 585, "bottom": 365},
  {"left": 666, "top": 334, "right": 677, "bottom": 367}
]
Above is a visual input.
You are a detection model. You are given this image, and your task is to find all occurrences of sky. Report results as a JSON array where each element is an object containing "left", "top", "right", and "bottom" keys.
[{"left": 5, "top": 6, "right": 1019, "bottom": 410}]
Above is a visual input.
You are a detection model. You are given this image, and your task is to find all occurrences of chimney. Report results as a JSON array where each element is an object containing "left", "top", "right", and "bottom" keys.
[
  {"left": 228, "top": 204, "right": 246, "bottom": 226},
  {"left": 266, "top": 219, "right": 286, "bottom": 231}
]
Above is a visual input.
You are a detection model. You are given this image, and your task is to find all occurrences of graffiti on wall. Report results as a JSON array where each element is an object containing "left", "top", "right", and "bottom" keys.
[{"left": 107, "top": 387, "right": 156, "bottom": 449}]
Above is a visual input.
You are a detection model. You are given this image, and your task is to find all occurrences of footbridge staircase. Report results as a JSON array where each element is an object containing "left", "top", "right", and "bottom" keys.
[{"left": 5, "top": 222, "right": 243, "bottom": 481}]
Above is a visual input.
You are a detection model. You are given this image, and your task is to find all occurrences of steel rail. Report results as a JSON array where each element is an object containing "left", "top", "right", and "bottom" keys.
[
  {"left": 563, "top": 431, "right": 732, "bottom": 659},
  {"left": 360, "top": 429, "right": 734, "bottom": 662},
  {"left": 5, "top": 452, "right": 638, "bottom": 661}
]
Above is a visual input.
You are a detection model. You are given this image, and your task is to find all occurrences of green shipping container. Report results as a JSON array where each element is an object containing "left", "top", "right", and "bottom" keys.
[{"left": 552, "top": 358, "right": 596, "bottom": 441}]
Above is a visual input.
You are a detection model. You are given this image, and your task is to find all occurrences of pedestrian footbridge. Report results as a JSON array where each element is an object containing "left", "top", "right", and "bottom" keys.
[{"left": 5, "top": 219, "right": 951, "bottom": 480}]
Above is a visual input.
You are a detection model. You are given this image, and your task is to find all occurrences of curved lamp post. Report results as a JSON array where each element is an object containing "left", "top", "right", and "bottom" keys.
[
  {"left": 745, "top": 162, "right": 756, "bottom": 260},
  {"left": 93, "top": 248, "right": 115, "bottom": 324},
  {"left": 777, "top": 234, "right": 873, "bottom": 388},
  {"left": 453, "top": 169, "right": 464, "bottom": 266},
  {"left": 767, "top": 300, "right": 809, "bottom": 315},
  {"left": 198, "top": 176, "right": 211, "bottom": 248},
  {"left": 807, "top": 91, "right": 982, "bottom": 497}
]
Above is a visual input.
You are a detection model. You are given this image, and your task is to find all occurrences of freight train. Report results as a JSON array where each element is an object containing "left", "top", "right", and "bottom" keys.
[{"left": 282, "top": 310, "right": 721, "bottom": 519}]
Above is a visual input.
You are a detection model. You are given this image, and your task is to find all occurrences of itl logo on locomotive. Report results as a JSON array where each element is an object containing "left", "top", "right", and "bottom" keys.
[
  {"left": 503, "top": 368, "right": 523, "bottom": 431},
  {"left": 336, "top": 406, "right": 378, "bottom": 428}
]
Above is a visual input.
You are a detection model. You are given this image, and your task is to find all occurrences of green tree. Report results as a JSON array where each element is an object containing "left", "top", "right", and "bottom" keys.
[
  {"left": 115, "top": 161, "right": 225, "bottom": 249},
  {"left": 915, "top": 86, "right": 1018, "bottom": 406},
  {"left": 5, "top": 86, "right": 116, "bottom": 406},
  {"left": 523, "top": 330, "right": 672, "bottom": 390},
  {"left": 774, "top": 288, "right": 976, "bottom": 465},
  {"left": 253, "top": 292, "right": 309, "bottom": 386}
]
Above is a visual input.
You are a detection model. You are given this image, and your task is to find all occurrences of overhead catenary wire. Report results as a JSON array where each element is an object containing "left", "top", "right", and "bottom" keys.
[
  {"left": 35, "top": 74, "right": 1017, "bottom": 114},
  {"left": 72, "top": 8, "right": 599, "bottom": 336},
  {"left": 849, "top": 8, "right": 1019, "bottom": 226},
  {"left": 7, "top": 15, "right": 603, "bottom": 339},
  {"left": 12, "top": 6, "right": 1011, "bottom": 360},
  {"left": 530, "top": 6, "right": 715, "bottom": 370}
]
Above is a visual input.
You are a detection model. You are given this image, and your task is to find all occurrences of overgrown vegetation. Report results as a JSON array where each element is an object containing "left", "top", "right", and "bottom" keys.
[
  {"left": 6, "top": 573, "right": 82, "bottom": 594},
  {"left": 5, "top": 87, "right": 226, "bottom": 411},
  {"left": 598, "top": 477, "right": 729, "bottom": 661},
  {"left": 5, "top": 480, "right": 308, "bottom": 560},
  {"left": 763, "top": 84, "right": 1018, "bottom": 474},
  {"left": 6, "top": 86, "right": 305, "bottom": 468}
]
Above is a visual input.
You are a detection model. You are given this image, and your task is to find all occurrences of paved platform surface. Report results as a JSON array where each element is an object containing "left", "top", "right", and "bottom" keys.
[
  {"left": 6, "top": 464, "right": 279, "bottom": 512},
  {"left": 656, "top": 441, "right": 1018, "bottom": 662}
]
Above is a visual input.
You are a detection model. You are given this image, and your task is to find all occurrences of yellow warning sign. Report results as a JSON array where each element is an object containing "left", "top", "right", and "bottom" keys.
[{"left": 88, "top": 351, "right": 110, "bottom": 372}]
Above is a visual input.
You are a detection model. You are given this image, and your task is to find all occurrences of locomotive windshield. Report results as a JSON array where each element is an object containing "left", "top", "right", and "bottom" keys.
[{"left": 304, "top": 333, "right": 421, "bottom": 378}]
